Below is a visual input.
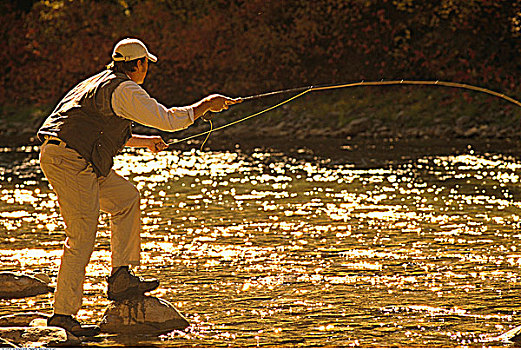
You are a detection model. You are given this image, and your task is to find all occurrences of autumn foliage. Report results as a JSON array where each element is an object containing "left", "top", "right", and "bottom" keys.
[{"left": 2, "top": 0, "right": 521, "bottom": 109}]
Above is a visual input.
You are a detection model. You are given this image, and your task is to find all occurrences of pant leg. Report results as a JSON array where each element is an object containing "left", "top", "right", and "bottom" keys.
[
  {"left": 99, "top": 170, "right": 141, "bottom": 268},
  {"left": 39, "top": 144, "right": 99, "bottom": 315}
]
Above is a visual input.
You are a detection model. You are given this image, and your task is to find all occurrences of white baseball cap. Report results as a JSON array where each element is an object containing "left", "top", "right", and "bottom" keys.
[{"left": 112, "top": 38, "right": 158, "bottom": 62}]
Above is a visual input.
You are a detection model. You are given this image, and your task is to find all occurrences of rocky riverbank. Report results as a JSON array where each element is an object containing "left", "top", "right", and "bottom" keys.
[{"left": 2, "top": 88, "right": 521, "bottom": 149}]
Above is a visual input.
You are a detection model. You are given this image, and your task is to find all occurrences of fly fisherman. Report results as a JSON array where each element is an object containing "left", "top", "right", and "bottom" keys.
[{"left": 37, "top": 38, "right": 241, "bottom": 336}]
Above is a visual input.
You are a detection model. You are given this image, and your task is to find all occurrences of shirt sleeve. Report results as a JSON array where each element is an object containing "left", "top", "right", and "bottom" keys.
[{"left": 111, "top": 81, "right": 195, "bottom": 131}]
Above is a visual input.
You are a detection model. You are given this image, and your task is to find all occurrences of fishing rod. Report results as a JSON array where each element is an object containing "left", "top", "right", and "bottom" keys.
[
  {"left": 241, "top": 80, "right": 521, "bottom": 107},
  {"left": 240, "top": 85, "right": 314, "bottom": 101},
  {"left": 167, "top": 79, "right": 521, "bottom": 147}
]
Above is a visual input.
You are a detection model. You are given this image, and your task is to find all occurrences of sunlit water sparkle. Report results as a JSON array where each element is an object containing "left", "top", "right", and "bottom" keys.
[{"left": 1, "top": 144, "right": 521, "bottom": 347}]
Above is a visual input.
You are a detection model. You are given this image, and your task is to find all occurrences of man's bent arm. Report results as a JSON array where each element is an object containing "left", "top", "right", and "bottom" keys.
[{"left": 112, "top": 81, "right": 241, "bottom": 132}]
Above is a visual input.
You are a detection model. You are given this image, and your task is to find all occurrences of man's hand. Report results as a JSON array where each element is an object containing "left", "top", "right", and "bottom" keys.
[
  {"left": 193, "top": 94, "right": 243, "bottom": 120},
  {"left": 206, "top": 94, "right": 243, "bottom": 113},
  {"left": 126, "top": 135, "right": 167, "bottom": 153},
  {"left": 147, "top": 136, "right": 168, "bottom": 153}
]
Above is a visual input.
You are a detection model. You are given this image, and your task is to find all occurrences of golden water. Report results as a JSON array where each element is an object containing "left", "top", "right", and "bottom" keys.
[{"left": 1, "top": 142, "right": 521, "bottom": 347}]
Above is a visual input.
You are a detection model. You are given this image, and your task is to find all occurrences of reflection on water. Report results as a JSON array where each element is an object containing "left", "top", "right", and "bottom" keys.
[{"left": 1, "top": 143, "right": 521, "bottom": 347}]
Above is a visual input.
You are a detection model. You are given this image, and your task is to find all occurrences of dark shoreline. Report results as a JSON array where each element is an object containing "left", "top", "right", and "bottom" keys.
[
  {"left": 198, "top": 135, "right": 521, "bottom": 168},
  {"left": 4, "top": 127, "right": 521, "bottom": 171}
]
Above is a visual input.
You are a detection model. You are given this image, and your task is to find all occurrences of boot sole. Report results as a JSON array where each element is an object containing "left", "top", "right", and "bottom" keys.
[
  {"left": 48, "top": 321, "right": 101, "bottom": 337},
  {"left": 107, "top": 281, "right": 159, "bottom": 301},
  {"left": 70, "top": 327, "right": 101, "bottom": 337}
]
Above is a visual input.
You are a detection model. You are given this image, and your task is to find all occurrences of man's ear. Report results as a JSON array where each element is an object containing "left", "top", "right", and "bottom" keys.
[
  {"left": 132, "top": 61, "right": 141, "bottom": 73},
  {"left": 137, "top": 58, "right": 147, "bottom": 71}
]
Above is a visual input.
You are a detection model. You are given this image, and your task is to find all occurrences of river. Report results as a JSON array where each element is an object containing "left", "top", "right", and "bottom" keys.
[{"left": 1, "top": 137, "right": 521, "bottom": 347}]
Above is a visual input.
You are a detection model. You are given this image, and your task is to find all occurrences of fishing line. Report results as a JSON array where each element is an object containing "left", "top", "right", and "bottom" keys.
[
  {"left": 199, "top": 119, "right": 213, "bottom": 151},
  {"left": 167, "top": 80, "right": 521, "bottom": 147},
  {"left": 167, "top": 87, "right": 312, "bottom": 146}
]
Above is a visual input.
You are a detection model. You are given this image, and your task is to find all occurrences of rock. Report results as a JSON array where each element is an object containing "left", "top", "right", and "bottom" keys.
[
  {"left": 33, "top": 273, "right": 51, "bottom": 285},
  {"left": 342, "top": 117, "right": 373, "bottom": 136},
  {"left": 489, "top": 324, "right": 521, "bottom": 343},
  {"left": 463, "top": 126, "right": 480, "bottom": 138},
  {"left": 456, "top": 115, "right": 472, "bottom": 127},
  {"left": 0, "top": 272, "right": 54, "bottom": 299},
  {"left": 29, "top": 318, "right": 48, "bottom": 327},
  {"left": 0, "top": 336, "right": 18, "bottom": 347},
  {"left": 0, "top": 312, "right": 51, "bottom": 326},
  {"left": 99, "top": 296, "right": 189, "bottom": 335},
  {"left": 463, "top": 125, "right": 489, "bottom": 138},
  {"left": 0, "top": 326, "right": 80, "bottom": 347},
  {"left": 453, "top": 126, "right": 466, "bottom": 137}
]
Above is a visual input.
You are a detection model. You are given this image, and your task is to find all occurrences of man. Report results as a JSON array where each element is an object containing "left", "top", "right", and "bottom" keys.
[{"left": 38, "top": 38, "right": 241, "bottom": 336}]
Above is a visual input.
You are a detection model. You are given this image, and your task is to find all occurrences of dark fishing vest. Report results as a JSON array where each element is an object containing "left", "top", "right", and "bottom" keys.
[{"left": 38, "top": 70, "right": 132, "bottom": 177}]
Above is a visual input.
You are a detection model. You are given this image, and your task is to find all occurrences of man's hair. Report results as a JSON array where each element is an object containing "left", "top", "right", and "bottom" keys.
[{"left": 106, "top": 57, "right": 146, "bottom": 74}]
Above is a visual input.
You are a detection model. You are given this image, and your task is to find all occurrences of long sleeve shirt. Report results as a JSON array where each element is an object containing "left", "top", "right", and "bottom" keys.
[{"left": 111, "top": 80, "right": 195, "bottom": 131}]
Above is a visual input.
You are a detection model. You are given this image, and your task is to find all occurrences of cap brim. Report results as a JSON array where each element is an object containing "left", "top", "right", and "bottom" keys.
[{"left": 147, "top": 53, "right": 158, "bottom": 63}]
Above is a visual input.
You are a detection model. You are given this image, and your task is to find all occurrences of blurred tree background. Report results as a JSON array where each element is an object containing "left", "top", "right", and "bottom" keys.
[{"left": 1, "top": 0, "right": 521, "bottom": 113}]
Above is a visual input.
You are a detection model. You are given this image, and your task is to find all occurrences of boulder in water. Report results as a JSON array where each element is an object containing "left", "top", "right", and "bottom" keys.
[
  {"left": 0, "top": 326, "right": 80, "bottom": 347},
  {"left": 491, "top": 324, "right": 521, "bottom": 343},
  {"left": 0, "top": 272, "right": 54, "bottom": 299},
  {"left": 0, "top": 312, "right": 51, "bottom": 327},
  {"left": 99, "top": 296, "right": 189, "bottom": 335}
]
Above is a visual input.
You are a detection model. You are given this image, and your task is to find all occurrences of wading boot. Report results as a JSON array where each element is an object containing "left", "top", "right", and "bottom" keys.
[
  {"left": 47, "top": 314, "right": 100, "bottom": 337},
  {"left": 107, "top": 266, "right": 159, "bottom": 301}
]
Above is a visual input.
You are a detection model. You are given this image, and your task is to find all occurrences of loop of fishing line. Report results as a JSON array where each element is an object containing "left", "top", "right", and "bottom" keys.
[
  {"left": 167, "top": 80, "right": 521, "bottom": 148},
  {"left": 199, "top": 119, "right": 213, "bottom": 151},
  {"left": 167, "top": 87, "right": 312, "bottom": 147}
]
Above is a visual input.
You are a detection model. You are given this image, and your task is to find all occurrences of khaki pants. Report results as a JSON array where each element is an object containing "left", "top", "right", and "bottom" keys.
[{"left": 39, "top": 142, "right": 141, "bottom": 315}]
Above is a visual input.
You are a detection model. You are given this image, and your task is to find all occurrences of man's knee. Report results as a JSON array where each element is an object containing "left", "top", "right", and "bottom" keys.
[
  {"left": 100, "top": 176, "right": 140, "bottom": 215},
  {"left": 129, "top": 184, "right": 140, "bottom": 204},
  {"left": 122, "top": 183, "right": 140, "bottom": 211},
  {"left": 116, "top": 184, "right": 140, "bottom": 217}
]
